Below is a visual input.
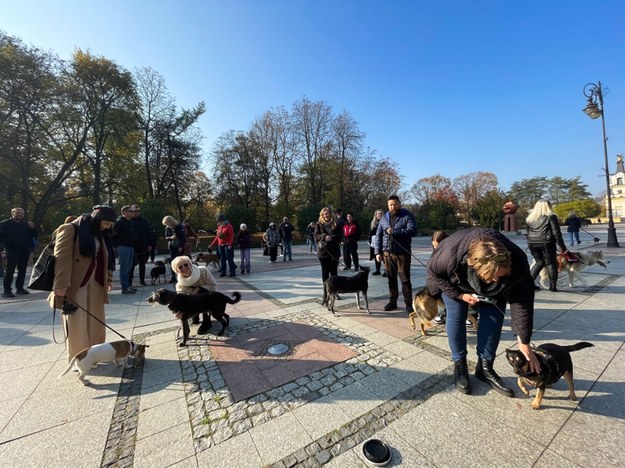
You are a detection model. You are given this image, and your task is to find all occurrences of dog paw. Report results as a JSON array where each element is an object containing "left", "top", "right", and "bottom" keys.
[
  {"left": 197, "top": 325, "right": 212, "bottom": 335},
  {"left": 530, "top": 403, "right": 541, "bottom": 410}
]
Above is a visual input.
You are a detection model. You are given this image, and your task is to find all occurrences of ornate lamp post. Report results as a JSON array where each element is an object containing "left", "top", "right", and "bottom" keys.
[{"left": 582, "top": 81, "right": 620, "bottom": 247}]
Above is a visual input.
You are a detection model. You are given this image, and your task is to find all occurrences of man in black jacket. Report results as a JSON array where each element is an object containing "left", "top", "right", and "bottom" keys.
[
  {"left": 113, "top": 206, "right": 136, "bottom": 294},
  {"left": 130, "top": 204, "right": 156, "bottom": 287},
  {"left": 0, "top": 207, "right": 36, "bottom": 298}
]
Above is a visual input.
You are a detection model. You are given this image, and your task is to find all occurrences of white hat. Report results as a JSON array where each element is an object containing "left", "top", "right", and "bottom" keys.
[{"left": 240, "top": 223, "right": 247, "bottom": 229}]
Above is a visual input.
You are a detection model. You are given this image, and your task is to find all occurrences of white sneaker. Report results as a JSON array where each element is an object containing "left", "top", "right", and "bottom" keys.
[{"left": 433, "top": 315, "right": 445, "bottom": 324}]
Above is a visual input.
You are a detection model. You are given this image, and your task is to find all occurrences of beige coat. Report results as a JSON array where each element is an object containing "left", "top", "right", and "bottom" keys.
[{"left": 47, "top": 222, "right": 113, "bottom": 359}]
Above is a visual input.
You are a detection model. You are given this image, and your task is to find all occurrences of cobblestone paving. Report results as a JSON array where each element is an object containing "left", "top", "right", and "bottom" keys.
[
  {"left": 178, "top": 312, "right": 403, "bottom": 453},
  {"left": 100, "top": 339, "right": 147, "bottom": 468}
]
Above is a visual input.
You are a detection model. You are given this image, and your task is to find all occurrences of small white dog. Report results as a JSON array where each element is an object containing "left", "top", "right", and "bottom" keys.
[
  {"left": 537, "top": 250, "right": 608, "bottom": 288},
  {"left": 58, "top": 340, "right": 148, "bottom": 385}
]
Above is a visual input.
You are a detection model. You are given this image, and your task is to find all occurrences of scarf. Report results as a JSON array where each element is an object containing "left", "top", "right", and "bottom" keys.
[
  {"left": 176, "top": 264, "right": 201, "bottom": 287},
  {"left": 465, "top": 255, "right": 506, "bottom": 298}
]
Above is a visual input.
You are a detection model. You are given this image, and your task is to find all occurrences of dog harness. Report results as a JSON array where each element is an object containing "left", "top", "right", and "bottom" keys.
[{"left": 517, "top": 348, "right": 561, "bottom": 386}]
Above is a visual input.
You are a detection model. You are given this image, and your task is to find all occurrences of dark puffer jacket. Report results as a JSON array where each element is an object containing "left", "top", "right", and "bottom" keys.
[
  {"left": 374, "top": 208, "right": 416, "bottom": 256},
  {"left": 426, "top": 228, "right": 535, "bottom": 344},
  {"left": 526, "top": 214, "right": 567, "bottom": 252}
]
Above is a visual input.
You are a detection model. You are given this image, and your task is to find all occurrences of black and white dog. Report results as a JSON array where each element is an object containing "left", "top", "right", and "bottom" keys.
[
  {"left": 146, "top": 288, "right": 240, "bottom": 346},
  {"left": 322, "top": 267, "right": 370, "bottom": 316}
]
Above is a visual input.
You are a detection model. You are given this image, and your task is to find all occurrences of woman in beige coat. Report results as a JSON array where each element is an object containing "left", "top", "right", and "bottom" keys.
[{"left": 48, "top": 205, "right": 117, "bottom": 361}]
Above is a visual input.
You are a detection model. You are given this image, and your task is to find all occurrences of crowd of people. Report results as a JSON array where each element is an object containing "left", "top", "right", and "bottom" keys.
[{"left": 0, "top": 197, "right": 586, "bottom": 395}]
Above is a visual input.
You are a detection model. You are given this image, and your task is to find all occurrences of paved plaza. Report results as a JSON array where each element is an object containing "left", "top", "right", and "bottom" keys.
[{"left": 1, "top": 228, "right": 624, "bottom": 467}]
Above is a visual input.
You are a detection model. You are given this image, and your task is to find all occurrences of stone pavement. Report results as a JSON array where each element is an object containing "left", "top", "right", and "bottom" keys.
[{"left": 0, "top": 227, "right": 624, "bottom": 467}]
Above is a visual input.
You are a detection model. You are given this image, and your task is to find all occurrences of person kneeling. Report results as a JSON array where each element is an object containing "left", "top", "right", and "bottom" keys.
[{"left": 171, "top": 256, "right": 217, "bottom": 334}]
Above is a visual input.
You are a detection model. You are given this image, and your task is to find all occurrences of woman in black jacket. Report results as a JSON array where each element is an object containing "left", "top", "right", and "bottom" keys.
[
  {"left": 314, "top": 207, "right": 342, "bottom": 284},
  {"left": 526, "top": 200, "right": 568, "bottom": 291},
  {"left": 427, "top": 228, "right": 540, "bottom": 397}
]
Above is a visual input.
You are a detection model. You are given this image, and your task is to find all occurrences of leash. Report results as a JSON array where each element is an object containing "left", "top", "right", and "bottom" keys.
[
  {"left": 317, "top": 240, "right": 348, "bottom": 269},
  {"left": 580, "top": 226, "right": 599, "bottom": 242},
  {"left": 53, "top": 296, "right": 130, "bottom": 342},
  {"left": 387, "top": 236, "right": 429, "bottom": 268}
]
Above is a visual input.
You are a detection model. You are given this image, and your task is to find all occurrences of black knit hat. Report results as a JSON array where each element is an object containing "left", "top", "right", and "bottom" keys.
[
  {"left": 91, "top": 205, "right": 117, "bottom": 223},
  {"left": 216, "top": 214, "right": 226, "bottom": 223}
]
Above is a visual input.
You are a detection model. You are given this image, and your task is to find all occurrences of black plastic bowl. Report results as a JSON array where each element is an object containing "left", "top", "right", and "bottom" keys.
[{"left": 362, "top": 439, "right": 391, "bottom": 466}]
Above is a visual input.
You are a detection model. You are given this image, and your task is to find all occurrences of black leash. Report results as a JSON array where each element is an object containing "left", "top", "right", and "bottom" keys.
[
  {"left": 386, "top": 236, "right": 429, "bottom": 268},
  {"left": 51, "top": 296, "right": 130, "bottom": 343},
  {"left": 317, "top": 240, "right": 348, "bottom": 269},
  {"left": 580, "top": 227, "right": 599, "bottom": 241}
]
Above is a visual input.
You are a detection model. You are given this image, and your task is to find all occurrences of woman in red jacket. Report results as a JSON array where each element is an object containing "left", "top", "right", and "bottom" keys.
[{"left": 209, "top": 214, "right": 237, "bottom": 277}]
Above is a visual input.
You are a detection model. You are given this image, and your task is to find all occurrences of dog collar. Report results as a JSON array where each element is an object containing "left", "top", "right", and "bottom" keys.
[{"left": 130, "top": 341, "right": 137, "bottom": 355}]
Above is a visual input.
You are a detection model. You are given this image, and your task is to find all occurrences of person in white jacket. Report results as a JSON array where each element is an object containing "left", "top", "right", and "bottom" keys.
[{"left": 171, "top": 255, "right": 217, "bottom": 334}]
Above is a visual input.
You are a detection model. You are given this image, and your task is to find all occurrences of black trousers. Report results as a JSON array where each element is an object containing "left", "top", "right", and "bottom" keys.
[
  {"left": 319, "top": 256, "right": 339, "bottom": 284},
  {"left": 3, "top": 249, "right": 29, "bottom": 292},
  {"left": 130, "top": 251, "right": 148, "bottom": 285},
  {"left": 343, "top": 241, "right": 359, "bottom": 269},
  {"left": 529, "top": 242, "right": 558, "bottom": 283}
]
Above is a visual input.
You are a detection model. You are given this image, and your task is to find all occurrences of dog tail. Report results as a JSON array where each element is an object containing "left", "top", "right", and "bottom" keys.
[
  {"left": 227, "top": 291, "right": 241, "bottom": 304},
  {"left": 58, "top": 355, "right": 79, "bottom": 379},
  {"left": 563, "top": 342, "right": 594, "bottom": 353}
]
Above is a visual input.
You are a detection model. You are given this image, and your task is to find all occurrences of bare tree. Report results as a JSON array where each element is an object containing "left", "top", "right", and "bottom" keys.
[
  {"left": 453, "top": 171, "right": 498, "bottom": 223},
  {"left": 135, "top": 67, "right": 173, "bottom": 199},
  {"left": 291, "top": 97, "right": 334, "bottom": 205}
]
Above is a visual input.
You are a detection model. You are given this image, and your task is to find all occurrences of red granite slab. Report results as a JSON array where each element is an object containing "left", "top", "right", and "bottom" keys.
[{"left": 208, "top": 322, "right": 357, "bottom": 402}]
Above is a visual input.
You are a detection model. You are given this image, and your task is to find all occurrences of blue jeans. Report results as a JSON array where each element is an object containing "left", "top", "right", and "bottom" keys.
[
  {"left": 282, "top": 240, "right": 292, "bottom": 261},
  {"left": 568, "top": 231, "right": 580, "bottom": 245},
  {"left": 218, "top": 245, "right": 237, "bottom": 275},
  {"left": 239, "top": 248, "right": 251, "bottom": 272},
  {"left": 441, "top": 293, "right": 505, "bottom": 362},
  {"left": 116, "top": 245, "right": 134, "bottom": 289}
]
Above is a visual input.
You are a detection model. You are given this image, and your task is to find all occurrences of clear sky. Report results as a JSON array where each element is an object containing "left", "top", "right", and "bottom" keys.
[{"left": 2, "top": 1, "right": 624, "bottom": 198}]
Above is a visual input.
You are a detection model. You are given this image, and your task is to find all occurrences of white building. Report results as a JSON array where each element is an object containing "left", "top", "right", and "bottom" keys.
[{"left": 607, "top": 154, "right": 625, "bottom": 222}]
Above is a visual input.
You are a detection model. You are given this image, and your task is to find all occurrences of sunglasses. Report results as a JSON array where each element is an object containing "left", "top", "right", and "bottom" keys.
[{"left": 178, "top": 263, "right": 190, "bottom": 269}]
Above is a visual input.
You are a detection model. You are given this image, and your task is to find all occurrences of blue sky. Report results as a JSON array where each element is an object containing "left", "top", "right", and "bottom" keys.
[{"left": 2, "top": 1, "right": 624, "bottom": 198}]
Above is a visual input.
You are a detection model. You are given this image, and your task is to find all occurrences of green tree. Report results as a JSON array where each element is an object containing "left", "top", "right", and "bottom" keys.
[
  {"left": 553, "top": 199, "right": 602, "bottom": 221},
  {"left": 70, "top": 49, "right": 138, "bottom": 205},
  {"left": 471, "top": 190, "right": 507, "bottom": 229}
]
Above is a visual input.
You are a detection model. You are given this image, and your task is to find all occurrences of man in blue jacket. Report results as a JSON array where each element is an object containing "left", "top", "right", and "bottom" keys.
[{"left": 375, "top": 195, "right": 417, "bottom": 312}]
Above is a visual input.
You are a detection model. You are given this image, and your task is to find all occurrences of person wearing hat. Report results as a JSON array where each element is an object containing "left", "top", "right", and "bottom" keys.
[
  {"left": 48, "top": 205, "right": 117, "bottom": 361},
  {"left": 237, "top": 223, "right": 252, "bottom": 274},
  {"left": 263, "top": 222, "right": 281, "bottom": 263},
  {"left": 209, "top": 214, "right": 237, "bottom": 277}
]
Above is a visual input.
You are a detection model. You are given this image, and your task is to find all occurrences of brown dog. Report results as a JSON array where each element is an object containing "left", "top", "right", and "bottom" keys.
[
  {"left": 195, "top": 252, "right": 220, "bottom": 270},
  {"left": 410, "top": 287, "right": 477, "bottom": 335}
]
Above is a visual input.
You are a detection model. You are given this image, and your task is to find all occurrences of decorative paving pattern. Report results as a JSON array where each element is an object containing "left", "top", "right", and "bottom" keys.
[{"left": 176, "top": 312, "right": 403, "bottom": 453}]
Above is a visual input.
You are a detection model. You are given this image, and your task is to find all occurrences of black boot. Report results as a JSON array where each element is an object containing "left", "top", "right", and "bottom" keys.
[
  {"left": 549, "top": 282, "right": 557, "bottom": 292},
  {"left": 454, "top": 359, "right": 472, "bottom": 395},
  {"left": 475, "top": 358, "right": 514, "bottom": 397}
]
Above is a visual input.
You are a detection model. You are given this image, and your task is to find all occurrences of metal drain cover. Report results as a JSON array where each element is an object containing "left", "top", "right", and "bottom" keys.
[{"left": 267, "top": 343, "right": 289, "bottom": 355}]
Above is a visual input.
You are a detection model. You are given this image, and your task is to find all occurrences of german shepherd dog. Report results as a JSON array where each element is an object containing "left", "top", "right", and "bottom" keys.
[
  {"left": 410, "top": 287, "right": 478, "bottom": 336},
  {"left": 196, "top": 251, "right": 220, "bottom": 270},
  {"left": 146, "top": 288, "right": 240, "bottom": 346},
  {"left": 322, "top": 267, "right": 370, "bottom": 316},
  {"left": 538, "top": 250, "right": 607, "bottom": 288},
  {"left": 506, "top": 342, "right": 593, "bottom": 410}
]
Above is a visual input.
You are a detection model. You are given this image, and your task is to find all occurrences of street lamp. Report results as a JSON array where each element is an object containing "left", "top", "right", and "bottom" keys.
[{"left": 582, "top": 81, "right": 620, "bottom": 247}]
